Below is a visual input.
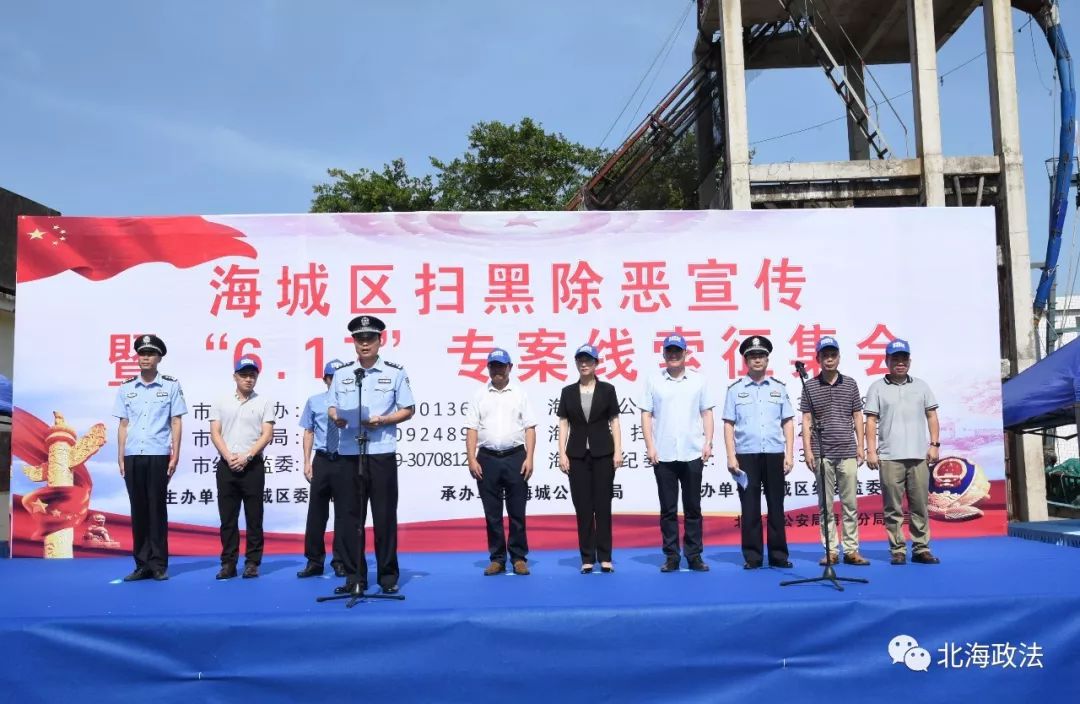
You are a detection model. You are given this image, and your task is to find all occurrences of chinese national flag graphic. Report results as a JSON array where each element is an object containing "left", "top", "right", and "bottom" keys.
[{"left": 17, "top": 216, "right": 257, "bottom": 283}]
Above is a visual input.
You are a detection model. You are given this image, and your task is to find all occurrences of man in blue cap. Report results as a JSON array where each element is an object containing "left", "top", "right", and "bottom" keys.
[
  {"left": 640, "top": 333, "right": 715, "bottom": 573},
  {"left": 799, "top": 336, "right": 869, "bottom": 567},
  {"left": 328, "top": 315, "right": 416, "bottom": 595},
  {"left": 297, "top": 359, "right": 347, "bottom": 578},
  {"left": 464, "top": 348, "right": 538, "bottom": 576},
  {"left": 209, "top": 356, "right": 275, "bottom": 579},
  {"left": 864, "top": 339, "right": 941, "bottom": 565},
  {"left": 112, "top": 334, "right": 187, "bottom": 582},
  {"left": 722, "top": 335, "right": 795, "bottom": 570}
]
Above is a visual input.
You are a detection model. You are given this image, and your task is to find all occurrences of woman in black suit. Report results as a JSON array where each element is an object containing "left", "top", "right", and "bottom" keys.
[{"left": 557, "top": 344, "right": 623, "bottom": 574}]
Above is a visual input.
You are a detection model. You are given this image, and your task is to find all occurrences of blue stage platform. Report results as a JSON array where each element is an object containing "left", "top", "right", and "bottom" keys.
[{"left": 3, "top": 537, "right": 1079, "bottom": 702}]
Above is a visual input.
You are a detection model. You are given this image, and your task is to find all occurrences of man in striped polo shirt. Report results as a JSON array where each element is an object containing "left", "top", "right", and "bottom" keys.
[{"left": 799, "top": 336, "right": 869, "bottom": 567}]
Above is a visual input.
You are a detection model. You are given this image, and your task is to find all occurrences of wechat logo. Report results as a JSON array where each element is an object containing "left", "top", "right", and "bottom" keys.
[{"left": 889, "top": 635, "right": 932, "bottom": 672}]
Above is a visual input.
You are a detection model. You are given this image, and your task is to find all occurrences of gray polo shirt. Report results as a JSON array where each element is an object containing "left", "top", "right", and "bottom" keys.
[
  {"left": 210, "top": 391, "right": 275, "bottom": 456},
  {"left": 863, "top": 375, "right": 938, "bottom": 460}
]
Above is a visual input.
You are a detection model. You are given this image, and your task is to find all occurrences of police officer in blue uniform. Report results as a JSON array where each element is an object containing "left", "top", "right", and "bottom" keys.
[
  {"left": 721, "top": 336, "right": 795, "bottom": 570},
  {"left": 297, "top": 359, "right": 347, "bottom": 578},
  {"left": 112, "top": 334, "right": 187, "bottom": 582},
  {"left": 327, "top": 315, "right": 416, "bottom": 595}
]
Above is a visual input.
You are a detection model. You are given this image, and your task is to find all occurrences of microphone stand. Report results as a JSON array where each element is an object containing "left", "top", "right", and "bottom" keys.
[
  {"left": 780, "top": 362, "right": 868, "bottom": 592},
  {"left": 317, "top": 366, "right": 405, "bottom": 608}
]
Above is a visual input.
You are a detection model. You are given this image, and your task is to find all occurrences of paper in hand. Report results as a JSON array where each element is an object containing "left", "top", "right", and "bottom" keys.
[{"left": 733, "top": 469, "right": 749, "bottom": 490}]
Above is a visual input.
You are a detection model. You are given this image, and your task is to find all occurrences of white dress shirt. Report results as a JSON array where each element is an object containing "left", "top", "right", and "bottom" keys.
[
  {"left": 464, "top": 382, "right": 537, "bottom": 451},
  {"left": 638, "top": 368, "right": 714, "bottom": 462}
]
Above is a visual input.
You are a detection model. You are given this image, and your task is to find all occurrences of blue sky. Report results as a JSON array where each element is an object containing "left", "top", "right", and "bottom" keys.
[{"left": 0, "top": 1, "right": 1076, "bottom": 286}]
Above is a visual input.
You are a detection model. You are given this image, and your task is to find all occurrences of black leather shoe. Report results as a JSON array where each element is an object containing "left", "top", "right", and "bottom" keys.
[
  {"left": 123, "top": 568, "right": 152, "bottom": 582},
  {"left": 687, "top": 556, "right": 710, "bottom": 572},
  {"left": 334, "top": 582, "right": 366, "bottom": 595},
  {"left": 151, "top": 569, "right": 169, "bottom": 581},
  {"left": 600, "top": 563, "right": 615, "bottom": 573},
  {"left": 242, "top": 563, "right": 259, "bottom": 579},
  {"left": 216, "top": 565, "right": 237, "bottom": 580},
  {"left": 743, "top": 561, "right": 763, "bottom": 570},
  {"left": 660, "top": 557, "right": 681, "bottom": 573},
  {"left": 296, "top": 563, "right": 324, "bottom": 578},
  {"left": 332, "top": 563, "right": 347, "bottom": 578},
  {"left": 382, "top": 584, "right": 399, "bottom": 595},
  {"left": 769, "top": 559, "right": 794, "bottom": 569},
  {"left": 911, "top": 551, "right": 940, "bottom": 565}
]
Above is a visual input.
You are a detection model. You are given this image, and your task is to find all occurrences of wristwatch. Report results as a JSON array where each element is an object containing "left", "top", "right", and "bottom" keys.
[{"left": 929, "top": 442, "right": 941, "bottom": 447}]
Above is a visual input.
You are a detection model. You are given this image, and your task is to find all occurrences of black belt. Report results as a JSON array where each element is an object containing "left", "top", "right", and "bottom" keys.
[
  {"left": 315, "top": 450, "right": 357, "bottom": 461},
  {"left": 478, "top": 445, "right": 525, "bottom": 458}
]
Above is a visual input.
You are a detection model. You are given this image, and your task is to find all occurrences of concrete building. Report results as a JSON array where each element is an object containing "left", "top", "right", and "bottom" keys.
[{"left": 692, "top": 0, "right": 1050, "bottom": 520}]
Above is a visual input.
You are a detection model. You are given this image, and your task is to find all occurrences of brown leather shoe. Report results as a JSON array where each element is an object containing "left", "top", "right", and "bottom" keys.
[
  {"left": 911, "top": 551, "right": 940, "bottom": 565},
  {"left": 843, "top": 552, "right": 870, "bottom": 566},
  {"left": 483, "top": 561, "right": 505, "bottom": 576},
  {"left": 819, "top": 553, "right": 839, "bottom": 566},
  {"left": 512, "top": 560, "right": 530, "bottom": 576}
]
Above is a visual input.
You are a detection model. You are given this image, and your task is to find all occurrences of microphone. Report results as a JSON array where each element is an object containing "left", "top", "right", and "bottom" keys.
[{"left": 793, "top": 360, "right": 808, "bottom": 379}]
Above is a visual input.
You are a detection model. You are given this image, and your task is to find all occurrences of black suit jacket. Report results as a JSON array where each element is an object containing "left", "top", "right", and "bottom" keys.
[{"left": 557, "top": 381, "right": 619, "bottom": 458}]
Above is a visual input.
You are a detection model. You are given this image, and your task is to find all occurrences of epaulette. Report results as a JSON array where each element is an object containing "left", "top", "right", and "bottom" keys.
[
  {"left": 121, "top": 376, "right": 138, "bottom": 385},
  {"left": 385, "top": 360, "right": 404, "bottom": 370},
  {"left": 338, "top": 361, "right": 356, "bottom": 369},
  {"left": 727, "top": 378, "right": 743, "bottom": 388},
  {"left": 770, "top": 377, "right": 786, "bottom": 385},
  {"left": 161, "top": 374, "right": 178, "bottom": 382}
]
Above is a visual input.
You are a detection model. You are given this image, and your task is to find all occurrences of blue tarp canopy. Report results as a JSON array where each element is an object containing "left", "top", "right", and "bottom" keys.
[
  {"left": 0, "top": 374, "right": 9, "bottom": 415},
  {"left": 1002, "top": 337, "right": 1080, "bottom": 432}
]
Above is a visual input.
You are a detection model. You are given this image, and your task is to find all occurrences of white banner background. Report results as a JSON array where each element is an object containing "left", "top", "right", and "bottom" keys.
[{"left": 12, "top": 208, "right": 1004, "bottom": 539}]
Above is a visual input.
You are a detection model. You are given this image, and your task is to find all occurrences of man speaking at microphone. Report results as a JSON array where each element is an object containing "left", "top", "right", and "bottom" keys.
[{"left": 327, "top": 315, "right": 416, "bottom": 595}]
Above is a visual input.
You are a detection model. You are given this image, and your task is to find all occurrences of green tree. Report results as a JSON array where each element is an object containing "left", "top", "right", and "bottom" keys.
[
  {"left": 431, "top": 118, "right": 606, "bottom": 211},
  {"left": 310, "top": 158, "right": 435, "bottom": 213}
]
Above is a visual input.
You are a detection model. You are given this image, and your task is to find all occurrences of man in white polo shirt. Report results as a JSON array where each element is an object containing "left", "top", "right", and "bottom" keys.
[
  {"left": 865, "top": 339, "right": 941, "bottom": 566},
  {"left": 209, "top": 356, "right": 275, "bottom": 580},
  {"left": 464, "top": 348, "right": 537, "bottom": 576},
  {"left": 640, "top": 333, "right": 715, "bottom": 573}
]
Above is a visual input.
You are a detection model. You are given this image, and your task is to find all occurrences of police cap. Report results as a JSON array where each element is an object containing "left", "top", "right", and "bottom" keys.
[
  {"left": 134, "top": 334, "right": 167, "bottom": 357},
  {"left": 739, "top": 335, "right": 773, "bottom": 357}
]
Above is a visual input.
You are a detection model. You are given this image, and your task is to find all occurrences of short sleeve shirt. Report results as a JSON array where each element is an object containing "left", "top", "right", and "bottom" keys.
[
  {"left": 209, "top": 391, "right": 275, "bottom": 455},
  {"left": 798, "top": 373, "right": 863, "bottom": 459},
  {"left": 112, "top": 373, "right": 188, "bottom": 456},
  {"left": 638, "top": 369, "right": 714, "bottom": 463},
  {"left": 863, "top": 375, "right": 938, "bottom": 460},
  {"left": 299, "top": 389, "right": 340, "bottom": 453},
  {"left": 722, "top": 376, "right": 794, "bottom": 454},
  {"left": 329, "top": 357, "right": 416, "bottom": 454}
]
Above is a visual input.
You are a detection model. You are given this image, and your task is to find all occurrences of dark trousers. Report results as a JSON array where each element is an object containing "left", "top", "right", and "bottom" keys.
[
  {"left": 123, "top": 454, "right": 170, "bottom": 571},
  {"left": 216, "top": 456, "right": 265, "bottom": 566},
  {"left": 477, "top": 447, "right": 529, "bottom": 564},
  {"left": 654, "top": 459, "right": 704, "bottom": 559},
  {"left": 356, "top": 453, "right": 400, "bottom": 589},
  {"left": 568, "top": 451, "right": 615, "bottom": 563},
  {"left": 302, "top": 452, "right": 345, "bottom": 569},
  {"left": 326, "top": 454, "right": 365, "bottom": 586},
  {"left": 736, "top": 452, "right": 789, "bottom": 564}
]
